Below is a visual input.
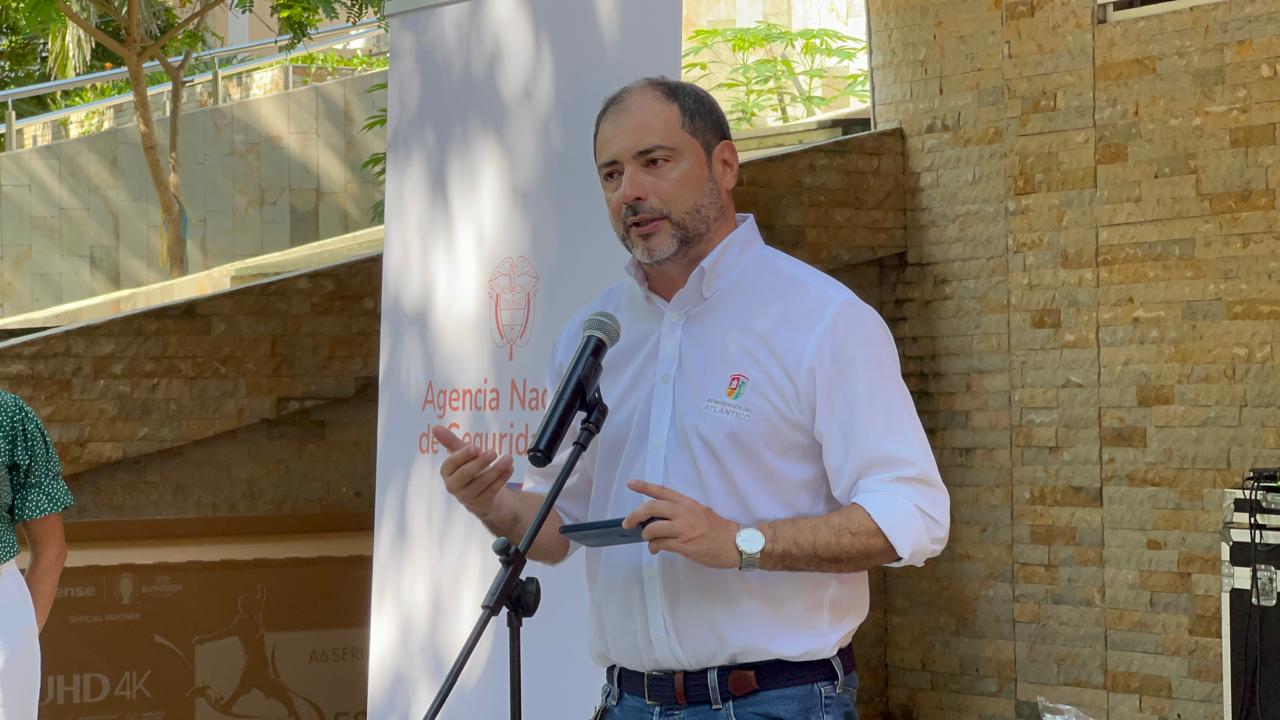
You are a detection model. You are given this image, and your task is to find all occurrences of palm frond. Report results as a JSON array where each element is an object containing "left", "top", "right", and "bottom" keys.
[{"left": 46, "top": 0, "right": 95, "bottom": 78}]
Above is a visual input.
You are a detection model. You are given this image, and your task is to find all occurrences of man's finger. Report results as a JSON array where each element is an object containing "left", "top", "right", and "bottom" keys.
[
  {"left": 623, "top": 499, "right": 678, "bottom": 529},
  {"left": 443, "top": 448, "right": 494, "bottom": 494},
  {"left": 457, "top": 455, "right": 514, "bottom": 503},
  {"left": 647, "top": 538, "right": 677, "bottom": 556},
  {"left": 641, "top": 519, "right": 679, "bottom": 542},
  {"left": 440, "top": 445, "right": 480, "bottom": 480},
  {"left": 456, "top": 448, "right": 498, "bottom": 485},
  {"left": 626, "top": 480, "right": 687, "bottom": 503},
  {"left": 431, "top": 424, "right": 467, "bottom": 453}
]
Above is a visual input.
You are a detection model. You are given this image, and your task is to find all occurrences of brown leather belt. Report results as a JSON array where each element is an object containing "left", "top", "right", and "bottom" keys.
[{"left": 610, "top": 644, "right": 855, "bottom": 705}]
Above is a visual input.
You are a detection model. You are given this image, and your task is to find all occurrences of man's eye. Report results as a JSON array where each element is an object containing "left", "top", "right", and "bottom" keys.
[{"left": 602, "top": 171, "right": 619, "bottom": 183}]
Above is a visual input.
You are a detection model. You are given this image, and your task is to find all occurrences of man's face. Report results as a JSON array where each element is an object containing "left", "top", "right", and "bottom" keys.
[{"left": 594, "top": 90, "right": 726, "bottom": 267}]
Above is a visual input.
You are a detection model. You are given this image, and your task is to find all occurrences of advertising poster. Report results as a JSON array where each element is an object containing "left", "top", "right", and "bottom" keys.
[{"left": 40, "top": 555, "right": 371, "bottom": 720}]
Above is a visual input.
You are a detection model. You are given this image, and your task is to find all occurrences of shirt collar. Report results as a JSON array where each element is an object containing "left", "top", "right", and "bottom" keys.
[{"left": 623, "top": 213, "right": 764, "bottom": 301}]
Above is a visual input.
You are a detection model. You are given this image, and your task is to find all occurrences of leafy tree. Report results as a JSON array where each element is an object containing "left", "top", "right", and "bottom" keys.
[
  {"left": 16, "top": 0, "right": 380, "bottom": 278},
  {"left": 0, "top": 2, "right": 155, "bottom": 122},
  {"left": 0, "top": 5, "right": 57, "bottom": 119},
  {"left": 683, "top": 21, "right": 869, "bottom": 130}
]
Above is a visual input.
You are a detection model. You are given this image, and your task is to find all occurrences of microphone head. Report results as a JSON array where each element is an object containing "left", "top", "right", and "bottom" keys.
[{"left": 583, "top": 311, "right": 621, "bottom": 348}]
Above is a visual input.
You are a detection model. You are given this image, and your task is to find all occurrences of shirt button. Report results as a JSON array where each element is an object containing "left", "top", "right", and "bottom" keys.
[
  {"left": 652, "top": 441, "right": 662, "bottom": 449},
  {"left": 668, "top": 313, "right": 680, "bottom": 322},
  {"left": 662, "top": 374, "right": 671, "bottom": 383}
]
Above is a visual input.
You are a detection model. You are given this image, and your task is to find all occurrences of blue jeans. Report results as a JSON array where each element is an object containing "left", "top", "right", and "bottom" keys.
[{"left": 596, "top": 677, "right": 859, "bottom": 720}]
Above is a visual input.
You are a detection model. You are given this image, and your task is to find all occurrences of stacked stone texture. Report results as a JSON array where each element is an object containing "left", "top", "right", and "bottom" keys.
[
  {"left": 0, "top": 257, "right": 381, "bottom": 488},
  {"left": 870, "top": 0, "right": 1280, "bottom": 718},
  {"left": 736, "top": 129, "right": 908, "bottom": 271},
  {"left": 870, "top": 1, "right": 1018, "bottom": 718}
]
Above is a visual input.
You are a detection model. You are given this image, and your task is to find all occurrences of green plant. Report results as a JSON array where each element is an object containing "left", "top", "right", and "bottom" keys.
[
  {"left": 0, "top": 6, "right": 51, "bottom": 130},
  {"left": 682, "top": 21, "right": 869, "bottom": 130},
  {"left": 361, "top": 80, "right": 386, "bottom": 224},
  {"left": 273, "top": 49, "right": 387, "bottom": 90},
  {"left": 282, "top": 49, "right": 388, "bottom": 71},
  {"left": 54, "top": 79, "right": 129, "bottom": 135}
]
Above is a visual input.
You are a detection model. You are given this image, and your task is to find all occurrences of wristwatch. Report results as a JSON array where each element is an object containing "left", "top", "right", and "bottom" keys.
[{"left": 735, "top": 526, "right": 766, "bottom": 571}]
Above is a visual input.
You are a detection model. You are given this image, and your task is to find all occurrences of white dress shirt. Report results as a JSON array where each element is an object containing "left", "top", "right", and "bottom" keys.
[{"left": 523, "top": 214, "right": 949, "bottom": 672}]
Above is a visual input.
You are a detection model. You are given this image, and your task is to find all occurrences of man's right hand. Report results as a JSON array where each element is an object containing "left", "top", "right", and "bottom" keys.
[{"left": 432, "top": 425, "right": 515, "bottom": 520}]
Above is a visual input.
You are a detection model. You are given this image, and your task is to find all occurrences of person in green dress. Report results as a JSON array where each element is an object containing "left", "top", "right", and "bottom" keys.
[{"left": 0, "top": 390, "right": 75, "bottom": 718}]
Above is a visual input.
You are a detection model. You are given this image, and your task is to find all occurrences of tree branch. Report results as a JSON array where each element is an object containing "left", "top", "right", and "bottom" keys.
[
  {"left": 56, "top": 1, "right": 130, "bottom": 60},
  {"left": 127, "top": 0, "right": 138, "bottom": 45},
  {"left": 155, "top": 47, "right": 192, "bottom": 80},
  {"left": 139, "top": 0, "right": 224, "bottom": 62},
  {"left": 177, "top": 46, "right": 194, "bottom": 75}
]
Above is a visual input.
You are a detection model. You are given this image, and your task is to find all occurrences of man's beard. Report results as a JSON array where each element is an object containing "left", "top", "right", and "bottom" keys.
[{"left": 615, "top": 178, "right": 723, "bottom": 267}]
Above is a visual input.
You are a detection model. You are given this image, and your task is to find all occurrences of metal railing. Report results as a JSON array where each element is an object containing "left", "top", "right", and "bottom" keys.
[{"left": 1, "top": 18, "right": 385, "bottom": 151}]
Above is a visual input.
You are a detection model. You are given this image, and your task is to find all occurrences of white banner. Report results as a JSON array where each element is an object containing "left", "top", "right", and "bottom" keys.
[{"left": 370, "top": 1, "right": 681, "bottom": 718}]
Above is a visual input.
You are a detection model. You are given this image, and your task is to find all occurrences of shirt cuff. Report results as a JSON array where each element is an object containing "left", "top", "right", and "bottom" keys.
[
  {"left": 853, "top": 491, "right": 932, "bottom": 568},
  {"left": 12, "top": 480, "right": 75, "bottom": 523}
]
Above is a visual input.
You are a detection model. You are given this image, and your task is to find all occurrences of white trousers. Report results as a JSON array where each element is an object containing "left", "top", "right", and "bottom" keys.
[{"left": 0, "top": 560, "right": 39, "bottom": 719}]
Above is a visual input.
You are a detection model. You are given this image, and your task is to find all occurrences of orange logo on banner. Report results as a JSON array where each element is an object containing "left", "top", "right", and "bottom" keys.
[{"left": 488, "top": 257, "right": 540, "bottom": 361}]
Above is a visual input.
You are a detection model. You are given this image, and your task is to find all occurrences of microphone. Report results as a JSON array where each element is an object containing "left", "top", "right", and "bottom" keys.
[{"left": 527, "top": 311, "right": 621, "bottom": 468}]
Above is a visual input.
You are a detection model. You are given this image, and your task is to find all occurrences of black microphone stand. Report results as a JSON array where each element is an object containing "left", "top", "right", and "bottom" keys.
[{"left": 424, "top": 391, "right": 608, "bottom": 720}]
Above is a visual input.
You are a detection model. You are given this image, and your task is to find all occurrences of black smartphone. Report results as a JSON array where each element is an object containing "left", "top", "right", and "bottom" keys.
[{"left": 559, "top": 517, "right": 655, "bottom": 547}]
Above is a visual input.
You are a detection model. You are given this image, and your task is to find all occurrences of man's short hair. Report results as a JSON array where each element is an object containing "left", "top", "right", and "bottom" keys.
[{"left": 593, "top": 77, "right": 732, "bottom": 159}]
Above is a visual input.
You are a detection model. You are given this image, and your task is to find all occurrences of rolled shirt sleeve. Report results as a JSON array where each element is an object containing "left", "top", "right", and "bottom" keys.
[
  {"left": 808, "top": 299, "right": 949, "bottom": 568},
  {"left": 6, "top": 394, "right": 75, "bottom": 524}
]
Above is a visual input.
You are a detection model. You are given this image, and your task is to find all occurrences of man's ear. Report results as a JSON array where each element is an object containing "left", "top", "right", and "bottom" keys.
[{"left": 711, "top": 139, "right": 740, "bottom": 191}]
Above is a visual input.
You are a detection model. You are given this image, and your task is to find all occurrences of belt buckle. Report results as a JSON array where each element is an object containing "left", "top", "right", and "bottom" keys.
[{"left": 643, "top": 672, "right": 661, "bottom": 705}]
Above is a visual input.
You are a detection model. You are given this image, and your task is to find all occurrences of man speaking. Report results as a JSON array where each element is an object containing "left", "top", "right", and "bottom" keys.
[{"left": 431, "top": 77, "right": 950, "bottom": 720}]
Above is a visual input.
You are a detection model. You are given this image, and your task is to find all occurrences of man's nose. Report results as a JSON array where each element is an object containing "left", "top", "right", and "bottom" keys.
[{"left": 618, "top": 168, "right": 649, "bottom": 203}]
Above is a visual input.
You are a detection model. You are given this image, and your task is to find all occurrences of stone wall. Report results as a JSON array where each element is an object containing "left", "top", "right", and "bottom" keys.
[
  {"left": 64, "top": 384, "right": 376, "bottom": 522},
  {"left": 736, "top": 130, "right": 907, "bottom": 271},
  {"left": 0, "top": 71, "right": 385, "bottom": 319},
  {"left": 874, "top": 1, "right": 1017, "bottom": 716},
  {"left": 1094, "top": 4, "right": 1280, "bottom": 718},
  {"left": 0, "top": 256, "right": 380, "bottom": 480},
  {"left": 870, "top": 0, "right": 1280, "bottom": 718}
]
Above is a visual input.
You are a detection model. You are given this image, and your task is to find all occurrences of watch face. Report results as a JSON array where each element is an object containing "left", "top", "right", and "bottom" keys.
[{"left": 736, "top": 527, "right": 765, "bottom": 554}]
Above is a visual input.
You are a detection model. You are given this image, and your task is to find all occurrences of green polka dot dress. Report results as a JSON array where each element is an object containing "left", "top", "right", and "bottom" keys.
[{"left": 0, "top": 391, "right": 74, "bottom": 565}]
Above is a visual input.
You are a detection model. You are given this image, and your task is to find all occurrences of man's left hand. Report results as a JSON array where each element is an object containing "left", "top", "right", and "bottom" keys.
[{"left": 622, "top": 480, "right": 741, "bottom": 569}]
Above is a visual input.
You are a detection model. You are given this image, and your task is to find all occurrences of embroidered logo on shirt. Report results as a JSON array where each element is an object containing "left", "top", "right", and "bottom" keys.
[
  {"left": 704, "top": 373, "right": 752, "bottom": 422},
  {"left": 725, "top": 373, "right": 749, "bottom": 400}
]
